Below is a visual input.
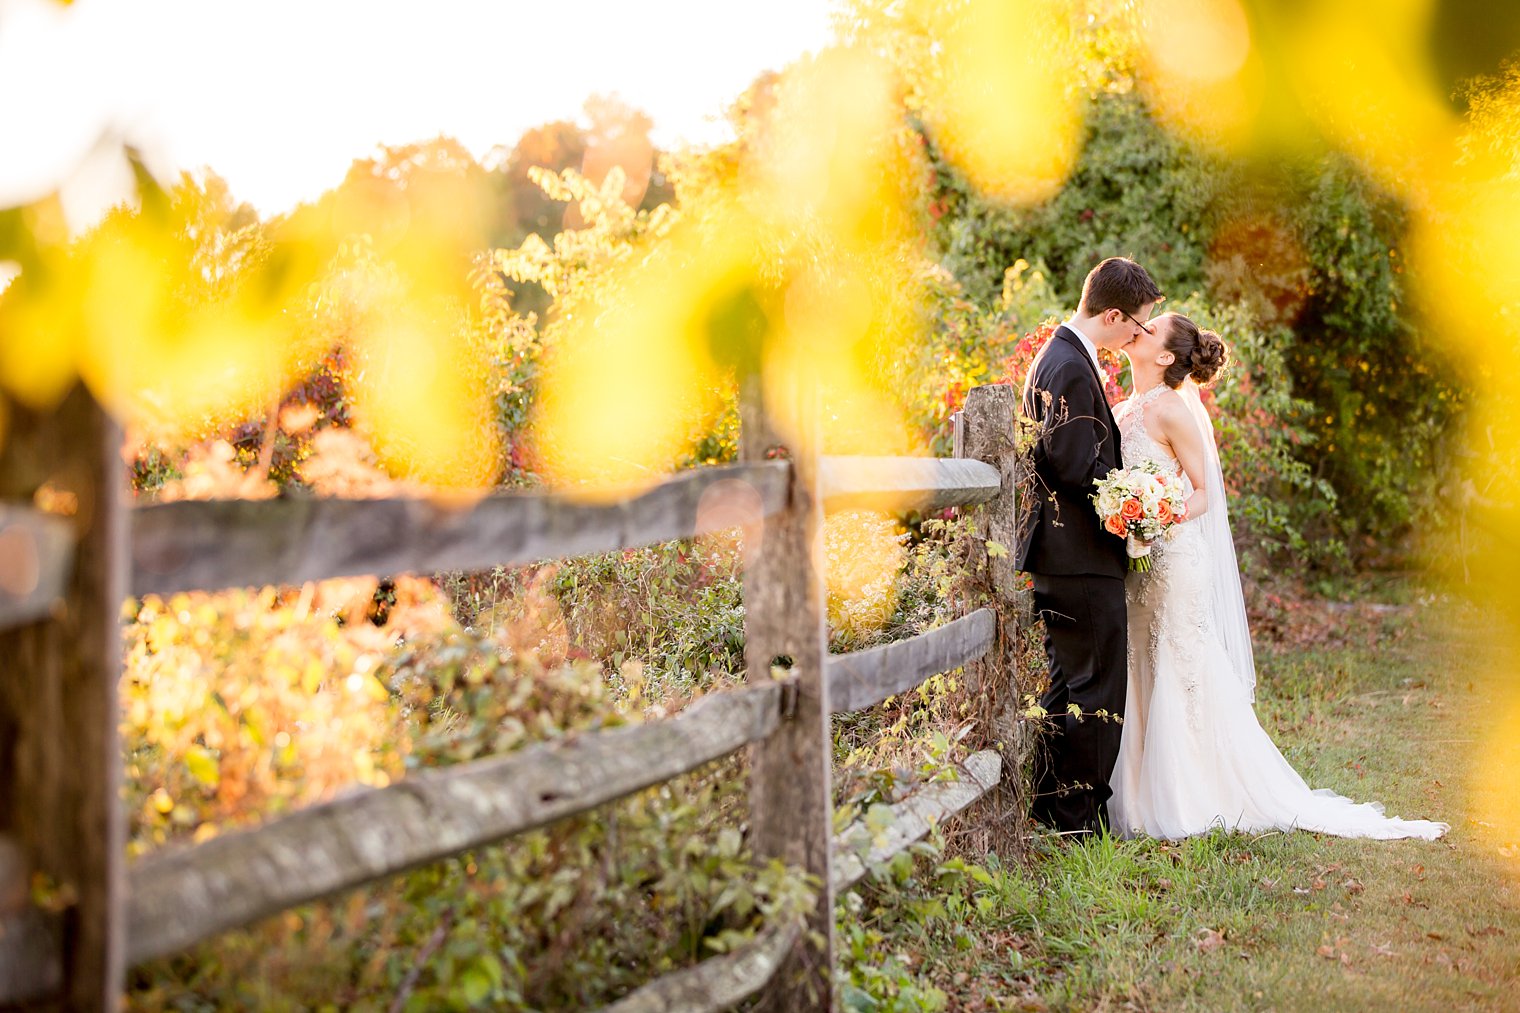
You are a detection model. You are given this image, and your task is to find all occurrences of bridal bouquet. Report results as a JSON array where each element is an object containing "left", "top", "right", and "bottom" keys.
[{"left": 1091, "top": 462, "right": 1188, "bottom": 572}]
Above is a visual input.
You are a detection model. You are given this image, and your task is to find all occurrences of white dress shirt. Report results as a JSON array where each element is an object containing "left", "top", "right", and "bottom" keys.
[{"left": 1062, "top": 318, "right": 1103, "bottom": 377}]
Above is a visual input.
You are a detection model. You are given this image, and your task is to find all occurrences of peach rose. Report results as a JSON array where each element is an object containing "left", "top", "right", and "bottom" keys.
[
  {"left": 1105, "top": 513, "right": 1127, "bottom": 537},
  {"left": 1120, "top": 498, "right": 1144, "bottom": 522},
  {"left": 1157, "top": 500, "right": 1173, "bottom": 524}
]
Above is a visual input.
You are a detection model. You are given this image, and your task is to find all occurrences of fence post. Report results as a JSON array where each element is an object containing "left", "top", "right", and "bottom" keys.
[
  {"left": 0, "top": 385, "right": 126, "bottom": 1010},
  {"left": 957, "top": 385, "right": 1027, "bottom": 841},
  {"left": 739, "top": 372, "right": 835, "bottom": 1010}
]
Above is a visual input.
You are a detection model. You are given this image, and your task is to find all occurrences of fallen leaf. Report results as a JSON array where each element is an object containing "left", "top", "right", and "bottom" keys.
[
  {"left": 1342, "top": 877, "right": 1365, "bottom": 895},
  {"left": 1195, "top": 928, "right": 1226, "bottom": 953},
  {"left": 1466, "top": 925, "right": 1505, "bottom": 938}
]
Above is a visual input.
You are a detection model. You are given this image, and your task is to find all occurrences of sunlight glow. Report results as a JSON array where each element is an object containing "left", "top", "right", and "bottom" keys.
[
  {"left": 1281, "top": 0, "right": 1457, "bottom": 203},
  {"left": 0, "top": 0, "right": 835, "bottom": 217},
  {"left": 915, "top": 0, "right": 1084, "bottom": 206},
  {"left": 824, "top": 510, "right": 906, "bottom": 639},
  {"left": 1138, "top": 0, "right": 1265, "bottom": 150}
]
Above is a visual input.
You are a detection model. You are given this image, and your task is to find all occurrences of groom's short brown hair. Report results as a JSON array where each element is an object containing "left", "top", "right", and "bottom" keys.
[{"left": 1079, "top": 257, "right": 1163, "bottom": 316}]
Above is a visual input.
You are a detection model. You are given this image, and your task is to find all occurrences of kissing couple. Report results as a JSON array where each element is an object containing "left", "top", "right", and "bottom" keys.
[{"left": 1016, "top": 257, "right": 1447, "bottom": 842}]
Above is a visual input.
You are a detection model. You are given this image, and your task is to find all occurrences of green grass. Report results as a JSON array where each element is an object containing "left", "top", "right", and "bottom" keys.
[{"left": 840, "top": 586, "right": 1520, "bottom": 1011}]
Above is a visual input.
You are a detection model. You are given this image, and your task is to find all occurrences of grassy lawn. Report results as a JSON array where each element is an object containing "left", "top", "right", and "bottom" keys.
[{"left": 840, "top": 582, "right": 1520, "bottom": 1011}]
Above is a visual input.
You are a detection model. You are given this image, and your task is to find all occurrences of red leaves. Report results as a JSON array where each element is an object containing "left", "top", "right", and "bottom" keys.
[{"left": 997, "top": 322, "right": 1056, "bottom": 392}]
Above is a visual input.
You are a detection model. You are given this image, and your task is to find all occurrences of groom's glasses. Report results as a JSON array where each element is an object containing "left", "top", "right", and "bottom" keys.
[{"left": 1122, "top": 310, "right": 1156, "bottom": 335}]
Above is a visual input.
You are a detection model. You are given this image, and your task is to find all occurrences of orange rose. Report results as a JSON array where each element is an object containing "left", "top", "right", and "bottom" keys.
[
  {"left": 1105, "top": 513, "right": 1127, "bottom": 537},
  {"left": 1120, "top": 498, "right": 1144, "bottom": 522},
  {"left": 1157, "top": 501, "right": 1173, "bottom": 524}
]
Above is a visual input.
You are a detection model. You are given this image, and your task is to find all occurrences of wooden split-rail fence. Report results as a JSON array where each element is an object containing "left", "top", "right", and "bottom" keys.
[{"left": 0, "top": 379, "right": 1021, "bottom": 1011}]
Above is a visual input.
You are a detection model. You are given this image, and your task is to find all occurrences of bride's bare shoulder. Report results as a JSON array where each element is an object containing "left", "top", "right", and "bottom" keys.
[{"left": 1148, "top": 388, "right": 1194, "bottom": 426}]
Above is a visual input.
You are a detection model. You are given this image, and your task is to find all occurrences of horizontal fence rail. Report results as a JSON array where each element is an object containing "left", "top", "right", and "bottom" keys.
[
  {"left": 826, "top": 609, "right": 996, "bottom": 715},
  {"left": 600, "top": 916, "right": 802, "bottom": 1013},
  {"left": 820, "top": 455, "right": 1001, "bottom": 513},
  {"left": 125, "top": 681, "right": 786, "bottom": 965},
  {"left": 130, "top": 461, "right": 791, "bottom": 597},
  {"left": 599, "top": 747, "right": 1004, "bottom": 1012},
  {"left": 832, "top": 749, "right": 1003, "bottom": 892},
  {"left": 0, "top": 505, "right": 74, "bottom": 632},
  {"left": 3, "top": 375, "right": 1026, "bottom": 1010}
]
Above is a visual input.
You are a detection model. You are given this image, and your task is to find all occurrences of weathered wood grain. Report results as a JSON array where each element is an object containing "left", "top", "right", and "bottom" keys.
[
  {"left": 599, "top": 916, "right": 800, "bottom": 1013},
  {"left": 0, "top": 387, "right": 127, "bottom": 1010},
  {"left": 832, "top": 749, "right": 1002, "bottom": 892},
  {"left": 129, "top": 461, "right": 791, "bottom": 597},
  {"left": 740, "top": 373, "right": 836, "bottom": 1010},
  {"left": 819, "top": 455, "right": 1000, "bottom": 513},
  {"left": 125, "top": 681, "right": 784, "bottom": 965},
  {"left": 0, "top": 505, "right": 73, "bottom": 632},
  {"left": 959, "top": 386, "right": 1030, "bottom": 845},
  {"left": 960, "top": 386, "right": 1019, "bottom": 597},
  {"left": 826, "top": 609, "right": 996, "bottom": 715}
]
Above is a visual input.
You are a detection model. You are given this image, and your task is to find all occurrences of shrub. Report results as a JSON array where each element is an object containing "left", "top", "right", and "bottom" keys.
[
  {"left": 922, "top": 87, "right": 1466, "bottom": 557},
  {"left": 122, "top": 575, "right": 813, "bottom": 1010}
]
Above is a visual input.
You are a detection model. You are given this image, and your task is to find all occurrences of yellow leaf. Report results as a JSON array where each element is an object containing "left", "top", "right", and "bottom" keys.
[{"left": 185, "top": 746, "right": 220, "bottom": 788}]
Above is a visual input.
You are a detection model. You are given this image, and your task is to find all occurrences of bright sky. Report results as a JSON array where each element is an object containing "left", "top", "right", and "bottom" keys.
[{"left": 0, "top": 0, "right": 836, "bottom": 222}]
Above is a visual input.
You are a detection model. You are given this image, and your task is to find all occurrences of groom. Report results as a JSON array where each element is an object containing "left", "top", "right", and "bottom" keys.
[{"left": 1017, "top": 256, "right": 1163, "bottom": 836}]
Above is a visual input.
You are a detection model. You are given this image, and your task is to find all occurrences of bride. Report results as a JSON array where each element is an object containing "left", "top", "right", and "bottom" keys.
[{"left": 1107, "top": 312, "right": 1447, "bottom": 841}]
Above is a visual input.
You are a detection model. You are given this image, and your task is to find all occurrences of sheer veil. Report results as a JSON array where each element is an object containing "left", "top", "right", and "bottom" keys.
[{"left": 1179, "top": 380, "right": 1258, "bottom": 699}]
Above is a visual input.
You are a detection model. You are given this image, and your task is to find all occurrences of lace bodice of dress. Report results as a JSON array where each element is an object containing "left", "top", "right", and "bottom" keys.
[
  {"left": 1114, "top": 385, "right": 1182, "bottom": 475},
  {"left": 1116, "top": 384, "right": 1201, "bottom": 599}
]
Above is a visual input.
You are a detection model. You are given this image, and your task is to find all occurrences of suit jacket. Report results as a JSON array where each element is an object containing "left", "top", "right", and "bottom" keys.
[{"left": 1016, "top": 325, "right": 1128, "bottom": 579}]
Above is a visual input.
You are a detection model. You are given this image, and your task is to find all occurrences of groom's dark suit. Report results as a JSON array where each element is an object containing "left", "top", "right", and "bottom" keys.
[{"left": 1018, "top": 325, "right": 1128, "bottom": 834}]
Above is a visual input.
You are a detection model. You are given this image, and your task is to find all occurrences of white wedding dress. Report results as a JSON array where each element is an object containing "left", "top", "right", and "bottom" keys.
[{"left": 1107, "top": 383, "right": 1448, "bottom": 841}]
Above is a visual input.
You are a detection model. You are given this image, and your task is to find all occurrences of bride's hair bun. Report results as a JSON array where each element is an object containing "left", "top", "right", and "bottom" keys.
[
  {"left": 1162, "top": 314, "right": 1230, "bottom": 388},
  {"left": 1189, "top": 330, "right": 1227, "bottom": 385}
]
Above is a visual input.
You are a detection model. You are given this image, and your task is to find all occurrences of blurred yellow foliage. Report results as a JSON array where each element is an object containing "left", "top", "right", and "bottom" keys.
[
  {"left": 533, "top": 45, "right": 926, "bottom": 495},
  {"left": 1278, "top": 0, "right": 1457, "bottom": 202},
  {"left": 0, "top": 164, "right": 501, "bottom": 491},
  {"left": 1136, "top": 0, "right": 1265, "bottom": 151},
  {"left": 2, "top": 0, "right": 1520, "bottom": 860},
  {"left": 914, "top": 0, "right": 1084, "bottom": 206}
]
